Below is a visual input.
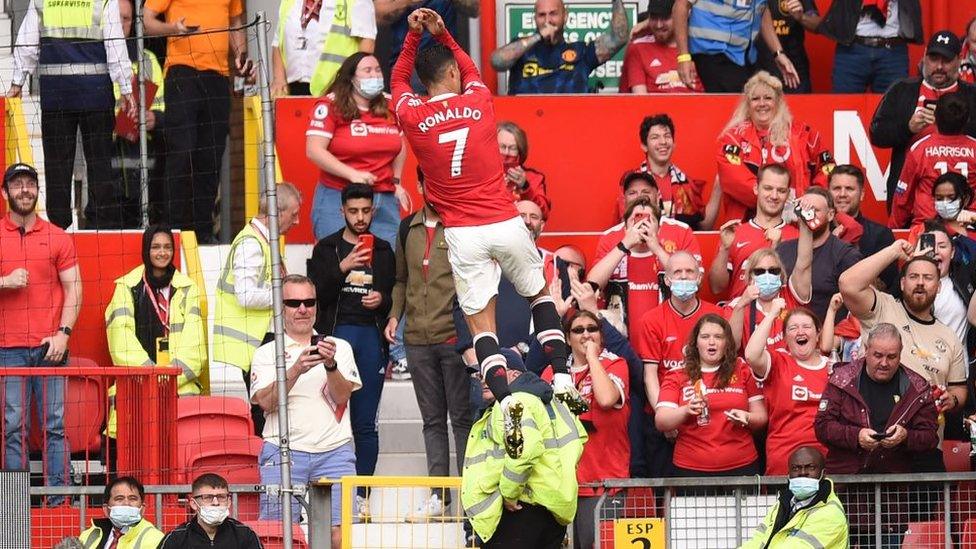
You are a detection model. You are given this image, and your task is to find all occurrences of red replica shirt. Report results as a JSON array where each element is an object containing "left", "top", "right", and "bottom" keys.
[
  {"left": 725, "top": 219, "right": 799, "bottom": 300},
  {"left": 0, "top": 217, "right": 78, "bottom": 347},
  {"left": 657, "top": 359, "right": 763, "bottom": 472},
  {"left": 392, "top": 31, "right": 516, "bottom": 228},
  {"left": 634, "top": 298, "right": 723, "bottom": 378},
  {"left": 306, "top": 95, "right": 403, "bottom": 193},
  {"left": 613, "top": 163, "right": 705, "bottom": 221},
  {"left": 758, "top": 349, "right": 831, "bottom": 475},
  {"left": 619, "top": 35, "right": 703, "bottom": 93},
  {"left": 910, "top": 81, "right": 961, "bottom": 143},
  {"left": 543, "top": 355, "right": 630, "bottom": 496},
  {"left": 717, "top": 121, "right": 834, "bottom": 222},
  {"left": 723, "top": 284, "right": 806, "bottom": 354},
  {"left": 890, "top": 132, "right": 976, "bottom": 229}
]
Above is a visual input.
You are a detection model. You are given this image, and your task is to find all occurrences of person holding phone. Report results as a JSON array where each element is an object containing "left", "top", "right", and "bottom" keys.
[
  {"left": 814, "top": 323, "right": 938, "bottom": 474},
  {"left": 307, "top": 183, "right": 395, "bottom": 519}
]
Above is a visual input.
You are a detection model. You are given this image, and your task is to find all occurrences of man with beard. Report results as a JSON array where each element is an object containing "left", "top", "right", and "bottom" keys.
[
  {"left": 871, "top": 30, "right": 976, "bottom": 211},
  {"left": 777, "top": 187, "right": 862, "bottom": 319},
  {"left": 0, "top": 163, "right": 82, "bottom": 502},
  {"left": 827, "top": 164, "right": 897, "bottom": 292},
  {"left": 308, "top": 183, "right": 395, "bottom": 516},
  {"left": 709, "top": 163, "right": 799, "bottom": 301},
  {"left": 620, "top": 0, "right": 703, "bottom": 94},
  {"left": 840, "top": 240, "right": 967, "bottom": 470}
]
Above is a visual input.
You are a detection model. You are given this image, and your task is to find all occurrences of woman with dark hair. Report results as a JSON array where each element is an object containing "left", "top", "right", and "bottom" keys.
[
  {"left": 542, "top": 309, "right": 629, "bottom": 549},
  {"left": 497, "top": 121, "right": 551, "bottom": 218},
  {"left": 306, "top": 52, "right": 407, "bottom": 244},
  {"left": 105, "top": 225, "right": 204, "bottom": 435},
  {"left": 655, "top": 314, "right": 766, "bottom": 476},
  {"left": 745, "top": 302, "right": 832, "bottom": 475},
  {"left": 917, "top": 172, "right": 976, "bottom": 241}
]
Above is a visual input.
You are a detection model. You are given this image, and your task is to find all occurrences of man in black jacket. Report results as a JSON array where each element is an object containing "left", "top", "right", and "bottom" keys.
[
  {"left": 815, "top": 0, "right": 922, "bottom": 93},
  {"left": 307, "top": 183, "right": 395, "bottom": 514},
  {"left": 870, "top": 30, "right": 976, "bottom": 211},
  {"left": 159, "top": 474, "right": 262, "bottom": 548}
]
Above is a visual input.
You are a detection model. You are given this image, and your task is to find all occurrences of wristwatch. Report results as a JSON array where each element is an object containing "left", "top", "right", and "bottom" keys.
[
  {"left": 58, "top": 326, "right": 72, "bottom": 336},
  {"left": 324, "top": 360, "right": 338, "bottom": 372}
]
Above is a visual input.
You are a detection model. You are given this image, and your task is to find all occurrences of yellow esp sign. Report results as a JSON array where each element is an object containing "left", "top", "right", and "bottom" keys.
[{"left": 613, "top": 517, "right": 666, "bottom": 548}]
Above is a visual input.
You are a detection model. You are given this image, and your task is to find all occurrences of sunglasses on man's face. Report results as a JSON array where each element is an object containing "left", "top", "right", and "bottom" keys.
[
  {"left": 752, "top": 267, "right": 782, "bottom": 276},
  {"left": 570, "top": 325, "right": 600, "bottom": 335},
  {"left": 283, "top": 299, "right": 317, "bottom": 309}
]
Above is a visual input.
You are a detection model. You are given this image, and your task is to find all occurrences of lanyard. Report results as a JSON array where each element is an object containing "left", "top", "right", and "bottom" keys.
[{"left": 143, "top": 273, "right": 169, "bottom": 335}]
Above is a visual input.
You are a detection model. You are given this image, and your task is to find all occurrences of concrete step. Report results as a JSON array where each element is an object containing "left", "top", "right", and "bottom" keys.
[
  {"left": 375, "top": 451, "right": 460, "bottom": 477},
  {"left": 351, "top": 522, "right": 467, "bottom": 549},
  {"left": 378, "top": 380, "right": 423, "bottom": 422}
]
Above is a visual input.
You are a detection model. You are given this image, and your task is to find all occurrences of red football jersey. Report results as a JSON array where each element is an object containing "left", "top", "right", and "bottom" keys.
[
  {"left": 758, "top": 350, "right": 831, "bottom": 475},
  {"left": 890, "top": 132, "right": 976, "bottom": 228},
  {"left": 391, "top": 31, "right": 516, "bottom": 228},
  {"left": 619, "top": 35, "right": 703, "bottom": 93},
  {"left": 544, "top": 355, "right": 630, "bottom": 496},
  {"left": 634, "top": 298, "right": 724, "bottom": 379},
  {"left": 723, "top": 284, "right": 806, "bottom": 355},
  {"left": 657, "top": 359, "right": 763, "bottom": 472},
  {"left": 725, "top": 219, "right": 799, "bottom": 299},
  {"left": 305, "top": 94, "right": 403, "bottom": 193},
  {"left": 909, "top": 81, "right": 961, "bottom": 144}
]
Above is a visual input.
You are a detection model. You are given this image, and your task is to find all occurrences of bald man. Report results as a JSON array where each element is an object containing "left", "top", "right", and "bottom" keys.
[{"left": 742, "top": 447, "right": 849, "bottom": 548}]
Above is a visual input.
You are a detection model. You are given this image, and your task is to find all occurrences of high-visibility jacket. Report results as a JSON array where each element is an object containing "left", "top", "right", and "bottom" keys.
[
  {"left": 105, "top": 265, "right": 204, "bottom": 436},
  {"left": 461, "top": 391, "right": 587, "bottom": 543},
  {"left": 80, "top": 517, "right": 165, "bottom": 549},
  {"left": 114, "top": 49, "right": 165, "bottom": 114},
  {"left": 35, "top": 0, "right": 115, "bottom": 110},
  {"left": 211, "top": 222, "right": 273, "bottom": 373},
  {"left": 741, "top": 479, "right": 849, "bottom": 549},
  {"left": 688, "top": 0, "right": 766, "bottom": 66},
  {"left": 309, "top": 0, "right": 361, "bottom": 96}
]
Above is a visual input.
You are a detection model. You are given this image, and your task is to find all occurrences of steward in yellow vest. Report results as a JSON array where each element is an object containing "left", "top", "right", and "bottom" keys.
[{"left": 79, "top": 477, "right": 165, "bottom": 549}]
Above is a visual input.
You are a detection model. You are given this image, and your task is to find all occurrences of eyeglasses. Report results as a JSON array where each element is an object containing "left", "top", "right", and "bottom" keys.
[
  {"left": 752, "top": 267, "right": 782, "bottom": 276},
  {"left": 283, "top": 299, "right": 316, "bottom": 308},
  {"left": 570, "top": 325, "right": 600, "bottom": 335},
  {"left": 192, "top": 493, "right": 229, "bottom": 504}
]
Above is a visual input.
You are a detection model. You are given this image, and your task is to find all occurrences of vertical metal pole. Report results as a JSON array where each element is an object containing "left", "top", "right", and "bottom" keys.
[
  {"left": 592, "top": 491, "right": 608, "bottom": 549},
  {"left": 134, "top": 0, "right": 149, "bottom": 227},
  {"left": 734, "top": 487, "right": 743, "bottom": 546},
  {"left": 874, "top": 483, "right": 882, "bottom": 548},
  {"left": 308, "top": 482, "right": 334, "bottom": 549},
  {"left": 255, "top": 11, "right": 294, "bottom": 548},
  {"left": 944, "top": 482, "right": 951, "bottom": 549}
]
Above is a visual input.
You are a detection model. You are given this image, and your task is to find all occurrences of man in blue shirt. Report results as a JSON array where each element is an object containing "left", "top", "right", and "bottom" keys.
[{"left": 491, "top": 0, "right": 629, "bottom": 94}]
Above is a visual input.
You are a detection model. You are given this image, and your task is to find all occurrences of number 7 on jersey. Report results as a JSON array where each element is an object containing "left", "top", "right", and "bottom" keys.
[{"left": 438, "top": 128, "right": 470, "bottom": 177}]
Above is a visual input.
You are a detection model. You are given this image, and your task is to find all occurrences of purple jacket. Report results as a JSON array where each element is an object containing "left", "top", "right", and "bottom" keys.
[{"left": 814, "top": 359, "right": 938, "bottom": 474}]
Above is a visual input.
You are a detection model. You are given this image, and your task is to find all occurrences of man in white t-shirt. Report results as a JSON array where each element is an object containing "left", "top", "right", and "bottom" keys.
[{"left": 250, "top": 274, "right": 361, "bottom": 547}]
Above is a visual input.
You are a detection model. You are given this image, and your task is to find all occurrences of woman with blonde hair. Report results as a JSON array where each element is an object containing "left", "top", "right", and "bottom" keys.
[{"left": 716, "top": 71, "right": 835, "bottom": 222}]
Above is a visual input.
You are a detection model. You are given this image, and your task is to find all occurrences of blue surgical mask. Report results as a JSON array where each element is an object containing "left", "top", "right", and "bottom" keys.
[
  {"left": 935, "top": 199, "right": 962, "bottom": 220},
  {"left": 754, "top": 273, "right": 783, "bottom": 299},
  {"left": 788, "top": 476, "right": 820, "bottom": 500},
  {"left": 356, "top": 77, "right": 385, "bottom": 99},
  {"left": 109, "top": 505, "right": 142, "bottom": 529},
  {"left": 669, "top": 279, "right": 699, "bottom": 301}
]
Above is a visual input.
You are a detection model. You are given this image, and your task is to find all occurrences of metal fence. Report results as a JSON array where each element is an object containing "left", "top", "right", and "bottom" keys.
[{"left": 593, "top": 472, "right": 976, "bottom": 549}]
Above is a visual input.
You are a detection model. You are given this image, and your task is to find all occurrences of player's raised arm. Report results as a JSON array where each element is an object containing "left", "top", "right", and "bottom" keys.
[
  {"left": 392, "top": 10, "right": 426, "bottom": 101},
  {"left": 421, "top": 8, "right": 482, "bottom": 87}
]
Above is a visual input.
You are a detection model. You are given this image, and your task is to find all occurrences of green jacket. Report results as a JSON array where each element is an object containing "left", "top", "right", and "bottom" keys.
[
  {"left": 741, "top": 479, "right": 849, "bottom": 549},
  {"left": 80, "top": 517, "right": 164, "bottom": 549},
  {"left": 461, "top": 391, "right": 587, "bottom": 543}
]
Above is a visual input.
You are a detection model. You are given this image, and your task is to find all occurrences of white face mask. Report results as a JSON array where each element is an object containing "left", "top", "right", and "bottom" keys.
[
  {"left": 109, "top": 505, "right": 142, "bottom": 529},
  {"left": 198, "top": 505, "right": 230, "bottom": 526},
  {"left": 935, "top": 199, "right": 962, "bottom": 220}
]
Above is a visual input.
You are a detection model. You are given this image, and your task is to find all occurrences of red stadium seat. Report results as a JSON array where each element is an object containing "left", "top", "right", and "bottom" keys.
[
  {"left": 177, "top": 396, "right": 254, "bottom": 442},
  {"left": 902, "top": 521, "right": 946, "bottom": 548},
  {"left": 27, "top": 359, "right": 106, "bottom": 456},
  {"left": 943, "top": 441, "right": 973, "bottom": 472},
  {"left": 179, "top": 434, "right": 263, "bottom": 484},
  {"left": 247, "top": 520, "right": 309, "bottom": 549}
]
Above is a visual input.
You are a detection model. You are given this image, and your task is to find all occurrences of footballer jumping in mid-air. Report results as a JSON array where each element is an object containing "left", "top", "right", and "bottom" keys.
[{"left": 391, "top": 8, "right": 586, "bottom": 457}]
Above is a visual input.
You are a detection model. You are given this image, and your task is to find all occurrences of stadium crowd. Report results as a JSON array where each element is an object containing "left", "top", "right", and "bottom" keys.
[{"left": 4, "top": 0, "right": 976, "bottom": 547}]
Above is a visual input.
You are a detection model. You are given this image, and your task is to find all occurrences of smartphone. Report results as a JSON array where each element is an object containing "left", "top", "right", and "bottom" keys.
[
  {"left": 185, "top": 25, "right": 200, "bottom": 32},
  {"left": 632, "top": 212, "right": 650, "bottom": 225},
  {"left": 919, "top": 233, "right": 936, "bottom": 257},
  {"left": 310, "top": 333, "right": 328, "bottom": 356},
  {"left": 870, "top": 432, "right": 891, "bottom": 441},
  {"left": 358, "top": 234, "right": 374, "bottom": 266},
  {"left": 923, "top": 99, "right": 938, "bottom": 111},
  {"left": 794, "top": 203, "right": 822, "bottom": 231}
]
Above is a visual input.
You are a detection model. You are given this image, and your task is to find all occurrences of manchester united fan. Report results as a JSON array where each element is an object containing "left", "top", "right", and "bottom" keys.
[
  {"left": 489, "top": 0, "right": 629, "bottom": 94},
  {"left": 717, "top": 71, "right": 834, "bottom": 222},
  {"left": 963, "top": 18, "right": 976, "bottom": 84},
  {"left": 306, "top": 53, "right": 408, "bottom": 245},
  {"left": 709, "top": 163, "right": 798, "bottom": 300},
  {"left": 540, "top": 309, "right": 629, "bottom": 549},
  {"left": 927, "top": 172, "right": 976, "bottom": 240},
  {"left": 633, "top": 251, "right": 721, "bottom": 477},
  {"left": 778, "top": 187, "right": 862, "bottom": 320},
  {"left": 870, "top": 30, "right": 976, "bottom": 211},
  {"left": 614, "top": 114, "right": 707, "bottom": 229},
  {"left": 828, "top": 164, "right": 897, "bottom": 293},
  {"left": 890, "top": 93, "right": 976, "bottom": 229},
  {"left": 757, "top": 0, "right": 819, "bottom": 94},
  {"left": 498, "top": 121, "right": 551, "bottom": 218},
  {"left": 620, "top": 0, "right": 703, "bottom": 94},
  {"left": 656, "top": 314, "right": 767, "bottom": 476},
  {"left": 392, "top": 9, "right": 585, "bottom": 454},
  {"left": 745, "top": 299, "right": 831, "bottom": 475},
  {"left": 588, "top": 193, "right": 701, "bottom": 338}
]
